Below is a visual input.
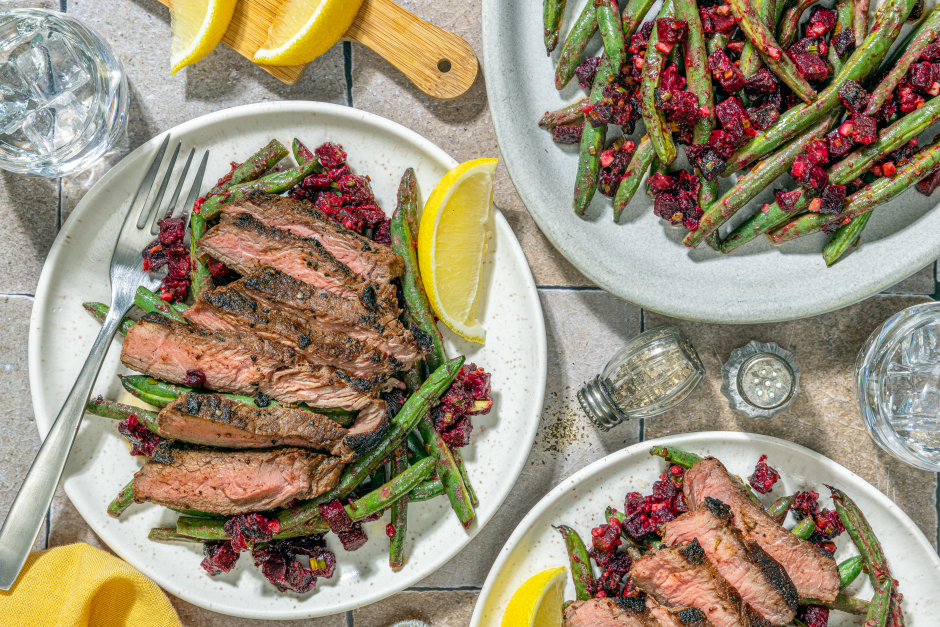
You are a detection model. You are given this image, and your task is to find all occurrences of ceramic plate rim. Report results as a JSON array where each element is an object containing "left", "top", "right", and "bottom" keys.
[
  {"left": 480, "top": 0, "right": 940, "bottom": 324},
  {"left": 27, "top": 101, "right": 548, "bottom": 619},
  {"left": 468, "top": 430, "right": 940, "bottom": 627}
]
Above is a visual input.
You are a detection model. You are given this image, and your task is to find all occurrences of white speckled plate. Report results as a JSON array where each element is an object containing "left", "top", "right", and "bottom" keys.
[
  {"left": 481, "top": 0, "right": 940, "bottom": 323},
  {"left": 28, "top": 102, "right": 547, "bottom": 619},
  {"left": 470, "top": 432, "right": 940, "bottom": 627}
]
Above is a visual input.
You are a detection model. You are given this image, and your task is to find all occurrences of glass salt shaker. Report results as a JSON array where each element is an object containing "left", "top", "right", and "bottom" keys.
[{"left": 578, "top": 326, "right": 705, "bottom": 430}]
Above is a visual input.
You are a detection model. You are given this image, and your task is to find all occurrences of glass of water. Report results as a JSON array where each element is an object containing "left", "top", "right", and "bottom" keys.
[
  {"left": 0, "top": 8, "right": 128, "bottom": 177},
  {"left": 856, "top": 303, "right": 940, "bottom": 471}
]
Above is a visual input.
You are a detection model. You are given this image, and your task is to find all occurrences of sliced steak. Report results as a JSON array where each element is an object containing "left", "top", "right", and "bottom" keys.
[
  {"left": 344, "top": 399, "right": 390, "bottom": 453},
  {"left": 199, "top": 213, "right": 388, "bottom": 306},
  {"left": 131, "top": 445, "right": 344, "bottom": 515},
  {"left": 120, "top": 313, "right": 381, "bottom": 411},
  {"left": 684, "top": 458, "right": 840, "bottom": 602},
  {"left": 662, "top": 500, "right": 798, "bottom": 625},
  {"left": 237, "top": 267, "right": 424, "bottom": 365},
  {"left": 563, "top": 597, "right": 655, "bottom": 627},
  {"left": 157, "top": 392, "right": 355, "bottom": 459},
  {"left": 646, "top": 598, "right": 710, "bottom": 627},
  {"left": 630, "top": 540, "right": 770, "bottom": 627},
  {"left": 223, "top": 191, "right": 403, "bottom": 282},
  {"left": 184, "top": 283, "right": 409, "bottom": 375}
]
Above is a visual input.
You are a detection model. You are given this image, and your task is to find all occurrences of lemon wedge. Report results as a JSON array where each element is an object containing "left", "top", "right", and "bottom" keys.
[
  {"left": 169, "top": 0, "right": 237, "bottom": 74},
  {"left": 253, "top": 0, "right": 364, "bottom": 66},
  {"left": 501, "top": 566, "right": 566, "bottom": 627},
  {"left": 417, "top": 158, "right": 496, "bottom": 344}
]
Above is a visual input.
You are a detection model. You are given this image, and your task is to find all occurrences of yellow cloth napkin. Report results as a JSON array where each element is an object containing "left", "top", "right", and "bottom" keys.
[{"left": 0, "top": 543, "right": 182, "bottom": 627}]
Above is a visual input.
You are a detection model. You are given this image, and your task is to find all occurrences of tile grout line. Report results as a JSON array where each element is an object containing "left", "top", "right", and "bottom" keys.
[
  {"left": 638, "top": 309, "right": 645, "bottom": 443},
  {"left": 0, "top": 293, "right": 35, "bottom": 299},
  {"left": 935, "top": 478, "right": 939, "bottom": 555},
  {"left": 536, "top": 285, "right": 605, "bottom": 292},
  {"left": 346, "top": 609, "right": 353, "bottom": 626},
  {"left": 405, "top": 585, "right": 482, "bottom": 591},
  {"left": 343, "top": 42, "right": 354, "bottom": 108}
]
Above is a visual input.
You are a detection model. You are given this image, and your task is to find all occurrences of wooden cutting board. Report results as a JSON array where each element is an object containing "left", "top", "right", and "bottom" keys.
[{"left": 158, "top": 0, "right": 478, "bottom": 99}]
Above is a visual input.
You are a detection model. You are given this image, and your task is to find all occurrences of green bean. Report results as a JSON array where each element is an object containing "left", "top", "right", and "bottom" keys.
[
  {"left": 738, "top": 0, "right": 773, "bottom": 96},
  {"left": 85, "top": 396, "right": 159, "bottom": 432},
  {"left": 390, "top": 169, "right": 446, "bottom": 373},
  {"left": 620, "top": 0, "right": 657, "bottom": 42},
  {"left": 276, "top": 357, "right": 464, "bottom": 530},
  {"left": 170, "top": 508, "right": 227, "bottom": 519},
  {"left": 823, "top": 211, "right": 871, "bottom": 266},
  {"left": 867, "top": 577, "right": 893, "bottom": 627},
  {"left": 292, "top": 138, "right": 315, "bottom": 166},
  {"left": 417, "top": 415, "right": 475, "bottom": 529},
  {"left": 767, "top": 495, "right": 795, "bottom": 523},
  {"left": 839, "top": 555, "right": 866, "bottom": 590},
  {"left": 596, "top": 0, "right": 626, "bottom": 71},
  {"left": 778, "top": 0, "right": 818, "bottom": 48},
  {"left": 708, "top": 32, "right": 730, "bottom": 55},
  {"left": 407, "top": 431, "right": 430, "bottom": 461},
  {"left": 134, "top": 286, "right": 187, "bottom": 323},
  {"left": 539, "top": 99, "right": 588, "bottom": 131},
  {"left": 389, "top": 445, "right": 409, "bottom": 568},
  {"left": 199, "top": 148, "right": 322, "bottom": 220},
  {"left": 640, "top": 1, "right": 678, "bottom": 165},
  {"left": 453, "top": 452, "right": 479, "bottom": 507},
  {"left": 830, "top": 486, "right": 889, "bottom": 588},
  {"left": 613, "top": 136, "right": 655, "bottom": 222},
  {"left": 409, "top": 478, "right": 444, "bottom": 502},
  {"left": 555, "top": 525, "right": 593, "bottom": 601},
  {"left": 107, "top": 481, "right": 136, "bottom": 518},
  {"left": 555, "top": 1, "right": 599, "bottom": 90},
  {"left": 543, "top": 0, "right": 568, "bottom": 53},
  {"left": 189, "top": 211, "right": 212, "bottom": 299},
  {"left": 649, "top": 445, "right": 703, "bottom": 468},
  {"left": 803, "top": 594, "right": 872, "bottom": 615},
  {"left": 867, "top": 7, "right": 940, "bottom": 115},
  {"left": 208, "top": 139, "right": 288, "bottom": 198},
  {"left": 855, "top": 0, "right": 871, "bottom": 46},
  {"left": 792, "top": 516, "right": 816, "bottom": 539},
  {"left": 82, "top": 302, "right": 135, "bottom": 335},
  {"left": 574, "top": 59, "right": 615, "bottom": 216},
  {"left": 827, "top": 0, "right": 855, "bottom": 75},
  {"left": 148, "top": 528, "right": 199, "bottom": 543}
]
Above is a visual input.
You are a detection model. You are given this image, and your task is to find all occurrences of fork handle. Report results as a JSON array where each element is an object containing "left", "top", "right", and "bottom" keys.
[{"left": 0, "top": 300, "right": 132, "bottom": 590}]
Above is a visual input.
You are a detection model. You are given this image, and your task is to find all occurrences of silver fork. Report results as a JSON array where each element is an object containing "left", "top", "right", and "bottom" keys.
[{"left": 0, "top": 134, "right": 209, "bottom": 590}]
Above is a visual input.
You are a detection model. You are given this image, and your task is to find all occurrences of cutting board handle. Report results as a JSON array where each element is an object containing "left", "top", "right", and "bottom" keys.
[{"left": 345, "top": 0, "right": 479, "bottom": 100}]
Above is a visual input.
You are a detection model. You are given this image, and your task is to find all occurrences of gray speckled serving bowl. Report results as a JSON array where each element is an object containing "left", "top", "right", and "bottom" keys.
[
  {"left": 28, "top": 102, "right": 547, "bottom": 619},
  {"left": 482, "top": 0, "right": 938, "bottom": 323}
]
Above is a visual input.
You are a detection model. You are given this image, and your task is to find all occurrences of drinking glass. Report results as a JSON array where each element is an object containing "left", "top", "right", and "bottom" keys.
[{"left": 0, "top": 8, "right": 128, "bottom": 177}]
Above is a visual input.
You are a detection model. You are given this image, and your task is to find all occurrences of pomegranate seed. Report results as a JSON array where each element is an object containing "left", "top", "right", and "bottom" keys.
[
  {"left": 882, "top": 162, "right": 897, "bottom": 176},
  {"left": 838, "top": 121, "right": 853, "bottom": 136}
]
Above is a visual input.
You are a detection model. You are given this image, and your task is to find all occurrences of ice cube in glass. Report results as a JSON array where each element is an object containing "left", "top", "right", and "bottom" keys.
[
  {"left": 15, "top": 32, "right": 88, "bottom": 101},
  {"left": 21, "top": 90, "right": 86, "bottom": 153},
  {"left": 0, "top": 61, "right": 32, "bottom": 133}
]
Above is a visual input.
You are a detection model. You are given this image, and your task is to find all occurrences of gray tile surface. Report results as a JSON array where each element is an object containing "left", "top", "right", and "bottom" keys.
[
  {"left": 352, "top": 590, "right": 478, "bottom": 627},
  {"left": 883, "top": 263, "right": 935, "bottom": 295}
]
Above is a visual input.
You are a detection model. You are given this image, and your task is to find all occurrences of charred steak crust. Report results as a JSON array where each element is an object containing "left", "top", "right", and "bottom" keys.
[
  {"left": 157, "top": 393, "right": 355, "bottom": 459},
  {"left": 199, "top": 213, "right": 390, "bottom": 309},
  {"left": 562, "top": 598, "right": 654, "bottom": 627},
  {"left": 121, "top": 313, "right": 382, "bottom": 410},
  {"left": 237, "top": 267, "right": 422, "bottom": 364},
  {"left": 677, "top": 609, "right": 708, "bottom": 626},
  {"left": 615, "top": 596, "right": 646, "bottom": 613},
  {"left": 342, "top": 400, "right": 389, "bottom": 454},
  {"left": 684, "top": 458, "right": 841, "bottom": 603},
  {"left": 131, "top": 445, "right": 344, "bottom": 515},
  {"left": 704, "top": 496, "right": 733, "bottom": 520},
  {"left": 741, "top": 539, "right": 799, "bottom": 613},
  {"left": 679, "top": 538, "right": 706, "bottom": 565},
  {"left": 226, "top": 191, "right": 405, "bottom": 282}
]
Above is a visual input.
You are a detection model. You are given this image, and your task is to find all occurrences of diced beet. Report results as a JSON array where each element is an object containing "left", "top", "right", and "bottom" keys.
[
  {"left": 441, "top": 417, "right": 474, "bottom": 448},
  {"left": 922, "top": 42, "right": 940, "bottom": 62},
  {"left": 916, "top": 163, "right": 940, "bottom": 196},
  {"left": 909, "top": 62, "right": 936, "bottom": 90},
  {"left": 117, "top": 414, "right": 164, "bottom": 458},
  {"left": 656, "top": 18, "right": 689, "bottom": 44},
  {"left": 831, "top": 29, "right": 855, "bottom": 58},
  {"left": 552, "top": 124, "right": 583, "bottom": 145},
  {"left": 818, "top": 185, "right": 847, "bottom": 214},
  {"left": 668, "top": 91, "right": 706, "bottom": 126},
  {"left": 654, "top": 88, "right": 678, "bottom": 110},
  {"left": 699, "top": 7, "right": 715, "bottom": 33},
  {"left": 648, "top": 172, "right": 677, "bottom": 194},
  {"left": 708, "top": 49, "right": 746, "bottom": 92},
  {"left": 826, "top": 128, "right": 854, "bottom": 157},
  {"left": 747, "top": 104, "right": 780, "bottom": 130},
  {"left": 696, "top": 146, "right": 727, "bottom": 180},
  {"left": 654, "top": 193, "right": 681, "bottom": 223},
  {"left": 336, "top": 523, "right": 368, "bottom": 551},
  {"left": 202, "top": 541, "right": 239, "bottom": 576},
  {"left": 775, "top": 189, "right": 804, "bottom": 213},
  {"left": 661, "top": 63, "right": 687, "bottom": 91},
  {"left": 791, "top": 154, "right": 813, "bottom": 182},
  {"left": 711, "top": 12, "right": 736, "bottom": 33},
  {"left": 707, "top": 130, "right": 737, "bottom": 159},
  {"left": 575, "top": 56, "right": 602, "bottom": 89},
  {"left": 318, "top": 500, "right": 353, "bottom": 533},
  {"left": 224, "top": 513, "right": 280, "bottom": 553},
  {"left": 838, "top": 79, "right": 869, "bottom": 113},
  {"left": 799, "top": 605, "right": 831, "bottom": 627},
  {"left": 806, "top": 164, "right": 829, "bottom": 190},
  {"left": 791, "top": 53, "right": 830, "bottom": 82},
  {"left": 745, "top": 68, "right": 778, "bottom": 99},
  {"left": 850, "top": 113, "right": 878, "bottom": 144},
  {"left": 716, "top": 96, "right": 756, "bottom": 141},
  {"left": 899, "top": 84, "right": 926, "bottom": 113},
  {"left": 805, "top": 140, "right": 829, "bottom": 166},
  {"left": 676, "top": 169, "right": 701, "bottom": 197},
  {"left": 788, "top": 36, "right": 823, "bottom": 56},
  {"left": 807, "top": 8, "right": 836, "bottom": 36},
  {"left": 315, "top": 142, "right": 346, "bottom": 168}
]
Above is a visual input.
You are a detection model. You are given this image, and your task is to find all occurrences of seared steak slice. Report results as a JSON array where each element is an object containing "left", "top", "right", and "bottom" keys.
[
  {"left": 344, "top": 399, "right": 390, "bottom": 453},
  {"left": 223, "top": 191, "right": 404, "bottom": 282},
  {"left": 131, "top": 445, "right": 344, "bottom": 515},
  {"left": 631, "top": 540, "right": 770, "bottom": 627},
  {"left": 684, "top": 458, "right": 840, "bottom": 603},
  {"left": 199, "top": 213, "right": 388, "bottom": 306},
  {"left": 184, "top": 283, "right": 409, "bottom": 375},
  {"left": 646, "top": 598, "right": 710, "bottom": 627},
  {"left": 662, "top": 500, "right": 798, "bottom": 625},
  {"left": 120, "top": 313, "right": 381, "bottom": 411},
  {"left": 563, "top": 597, "right": 655, "bottom": 627},
  {"left": 157, "top": 393, "right": 355, "bottom": 459},
  {"left": 237, "top": 268, "right": 423, "bottom": 365}
]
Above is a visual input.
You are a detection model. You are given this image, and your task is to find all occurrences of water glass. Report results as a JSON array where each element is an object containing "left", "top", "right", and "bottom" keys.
[
  {"left": 856, "top": 302, "right": 940, "bottom": 471},
  {"left": 0, "top": 8, "right": 128, "bottom": 177}
]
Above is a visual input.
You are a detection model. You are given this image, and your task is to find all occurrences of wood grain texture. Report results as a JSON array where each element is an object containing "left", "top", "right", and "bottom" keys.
[
  {"left": 158, "top": 0, "right": 305, "bottom": 85},
  {"left": 345, "top": 0, "right": 478, "bottom": 100}
]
